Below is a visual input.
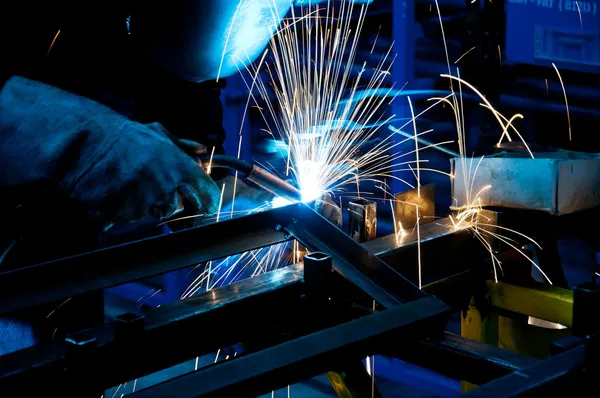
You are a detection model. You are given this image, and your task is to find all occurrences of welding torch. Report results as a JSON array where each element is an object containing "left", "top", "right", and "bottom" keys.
[
  {"left": 199, "top": 155, "right": 303, "bottom": 203},
  {"left": 168, "top": 135, "right": 302, "bottom": 215}
]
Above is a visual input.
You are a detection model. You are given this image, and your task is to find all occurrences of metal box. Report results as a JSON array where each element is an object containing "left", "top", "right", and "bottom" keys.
[{"left": 450, "top": 152, "right": 600, "bottom": 215}]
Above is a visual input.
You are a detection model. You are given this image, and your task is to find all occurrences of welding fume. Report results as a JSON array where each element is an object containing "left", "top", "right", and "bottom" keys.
[{"left": 0, "top": 1, "right": 337, "bottom": 355}]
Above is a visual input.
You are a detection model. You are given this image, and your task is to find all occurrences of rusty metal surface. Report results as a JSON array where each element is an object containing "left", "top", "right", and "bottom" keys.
[
  {"left": 348, "top": 199, "right": 377, "bottom": 243},
  {"left": 394, "top": 183, "right": 436, "bottom": 229}
]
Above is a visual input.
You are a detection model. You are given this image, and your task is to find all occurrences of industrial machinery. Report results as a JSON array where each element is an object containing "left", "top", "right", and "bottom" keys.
[{"left": 1, "top": 176, "right": 599, "bottom": 397}]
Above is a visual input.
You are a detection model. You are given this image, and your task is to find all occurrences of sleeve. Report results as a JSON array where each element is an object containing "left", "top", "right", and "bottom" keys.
[{"left": 0, "top": 75, "right": 128, "bottom": 190}]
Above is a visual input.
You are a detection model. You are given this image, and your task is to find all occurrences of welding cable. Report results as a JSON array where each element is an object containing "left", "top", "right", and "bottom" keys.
[{"left": 199, "top": 155, "right": 303, "bottom": 203}]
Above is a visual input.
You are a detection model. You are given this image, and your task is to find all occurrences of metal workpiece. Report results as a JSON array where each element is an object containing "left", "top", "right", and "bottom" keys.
[
  {"left": 394, "top": 183, "right": 436, "bottom": 230},
  {"left": 281, "top": 203, "right": 425, "bottom": 306},
  {"left": 485, "top": 280, "right": 573, "bottom": 327},
  {"left": 363, "top": 216, "right": 477, "bottom": 283},
  {"left": 0, "top": 264, "right": 306, "bottom": 394},
  {"left": 0, "top": 200, "right": 422, "bottom": 315},
  {"left": 386, "top": 331, "right": 539, "bottom": 386},
  {"left": 0, "top": 206, "right": 292, "bottom": 315},
  {"left": 303, "top": 252, "right": 333, "bottom": 303},
  {"left": 476, "top": 209, "right": 502, "bottom": 253},
  {"left": 128, "top": 296, "right": 451, "bottom": 398},
  {"left": 348, "top": 198, "right": 377, "bottom": 243},
  {"left": 460, "top": 344, "right": 587, "bottom": 397}
]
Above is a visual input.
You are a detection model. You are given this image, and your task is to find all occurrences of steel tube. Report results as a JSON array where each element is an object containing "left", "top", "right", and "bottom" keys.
[
  {"left": 387, "top": 331, "right": 539, "bottom": 386},
  {"left": 485, "top": 280, "right": 573, "bottom": 328},
  {"left": 0, "top": 264, "right": 306, "bottom": 393},
  {"left": 0, "top": 207, "right": 291, "bottom": 315},
  {"left": 348, "top": 199, "right": 377, "bottom": 243},
  {"left": 363, "top": 217, "right": 478, "bottom": 283},
  {"left": 128, "top": 296, "right": 450, "bottom": 398},
  {"left": 460, "top": 344, "right": 586, "bottom": 397},
  {"left": 303, "top": 252, "right": 333, "bottom": 304}
]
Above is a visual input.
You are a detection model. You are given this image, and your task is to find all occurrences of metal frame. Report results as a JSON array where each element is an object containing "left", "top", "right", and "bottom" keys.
[
  {"left": 0, "top": 264, "right": 306, "bottom": 393},
  {"left": 130, "top": 296, "right": 450, "bottom": 398},
  {"left": 0, "top": 203, "right": 426, "bottom": 315},
  {"left": 3, "top": 201, "right": 597, "bottom": 396},
  {"left": 0, "top": 203, "right": 445, "bottom": 396}
]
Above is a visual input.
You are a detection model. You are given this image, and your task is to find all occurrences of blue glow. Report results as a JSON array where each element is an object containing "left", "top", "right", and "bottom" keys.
[{"left": 271, "top": 196, "right": 293, "bottom": 208}]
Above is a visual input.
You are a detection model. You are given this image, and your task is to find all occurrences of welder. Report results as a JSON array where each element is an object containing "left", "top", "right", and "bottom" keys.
[{"left": 0, "top": 1, "right": 326, "bottom": 355}]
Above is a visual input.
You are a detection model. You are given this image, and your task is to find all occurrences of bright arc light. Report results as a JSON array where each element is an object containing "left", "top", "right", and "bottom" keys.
[
  {"left": 297, "top": 159, "right": 324, "bottom": 202},
  {"left": 271, "top": 159, "right": 325, "bottom": 208},
  {"left": 271, "top": 196, "right": 292, "bottom": 208}
]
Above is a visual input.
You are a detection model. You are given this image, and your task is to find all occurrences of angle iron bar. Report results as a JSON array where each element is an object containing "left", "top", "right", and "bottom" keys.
[
  {"left": 0, "top": 264, "right": 305, "bottom": 393},
  {"left": 460, "top": 344, "right": 586, "bottom": 397},
  {"left": 129, "top": 296, "right": 451, "bottom": 398},
  {"left": 0, "top": 206, "right": 293, "bottom": 315}
]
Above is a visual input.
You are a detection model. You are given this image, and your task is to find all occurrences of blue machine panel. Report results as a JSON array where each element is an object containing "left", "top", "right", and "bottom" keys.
[{"left": 506, "top": 0, "right": 600, "bottom": 73}]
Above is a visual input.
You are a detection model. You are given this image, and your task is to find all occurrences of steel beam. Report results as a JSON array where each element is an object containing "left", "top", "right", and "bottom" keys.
[
  {"left": 0, "top": 207, "right": 292, "bottom": 315},
  {"left": 128, "top": 296, "right": 450, "bottom": 398},
  {"left": 0, "top": 264, "right": 305, "bottom": 394},
  {"left": 460, "top": 344, "right": 586, "bottom": 397},
  {"left": 363, "top": 217, "right": 477, "bottom": 282},
  {"left": 0, "top": 202, "right": 429, "bottom": 315},
  {"left": 485, "top": 280, "right": 573, "bottom": 327},
  {"left": 388, "top": 332, "right": 538, "bottom": 386}
]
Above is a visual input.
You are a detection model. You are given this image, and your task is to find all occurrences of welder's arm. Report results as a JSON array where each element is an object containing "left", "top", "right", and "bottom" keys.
[{"left": 0, "top": 76, "right": 220, "bottom": 226}]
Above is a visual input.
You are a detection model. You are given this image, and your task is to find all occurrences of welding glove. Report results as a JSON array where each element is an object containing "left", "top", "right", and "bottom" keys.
[{"left": 0, "top": 76, "right": 220, "bottom": 228}]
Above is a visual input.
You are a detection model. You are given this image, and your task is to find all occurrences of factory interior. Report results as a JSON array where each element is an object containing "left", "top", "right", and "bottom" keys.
[{"left": 1, "top": 0, "right": 600, "bottom": 396}]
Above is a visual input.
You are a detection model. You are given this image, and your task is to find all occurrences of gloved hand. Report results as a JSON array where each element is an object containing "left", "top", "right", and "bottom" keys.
[{"left": 0, "top": 76, "right": 220, "bottom": 227}]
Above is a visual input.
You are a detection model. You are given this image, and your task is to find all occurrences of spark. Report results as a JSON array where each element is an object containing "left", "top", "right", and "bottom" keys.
[
  {"left": 575, "top": 2, "right": 583, "bottom": 27},
  {"left": 231, "top": 135, "right": 244, "bottom": 217},
  {"left": 111, "top": 384, "right": 122, "bottom": 398},
  {"left": 497, "top": 45, "right": 502, "bottom": 66},
  {"left": 552, "top": 63, "right": 572, "bottom": 141},
  {"left": 234, "top": 0, "right": 439, "bottom": 205},
  {"left": 181, "top": 242, "right": 294, "bottom": 298},
  {"left": 47, "top": 30, "right": 61, "bottom": 55},
  {"left": 207, "top": 146, "right": 216, "bottom": 175},
  {"left": 216, "top": 0, "right": 244, "bottom": 82},
  {"left": 441, "top": 74, "right": 533, "bottom": 157},
  {"left": 448, "top": 159, "right": 551, "bottom": 284},
  {"left": 407, "top": 97, "right": 420, "bottom": 197},
  {"left": 454, "top": 46, "right": 476, "bottom": 64},
  {"left": 390, "top": 199, "right": 407, "bottom": 244},
  {"left": 46, "top": 297, "right": 72, "bottom": 318},
  {"left": 147, "top": 288, "right": 162, "bottom": 301},
  {"left": 416, "top": 205, "right": 421, "bottom": 289},
  {"left": 216, "top": 183, "right": 226, "bottom": 223}
]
